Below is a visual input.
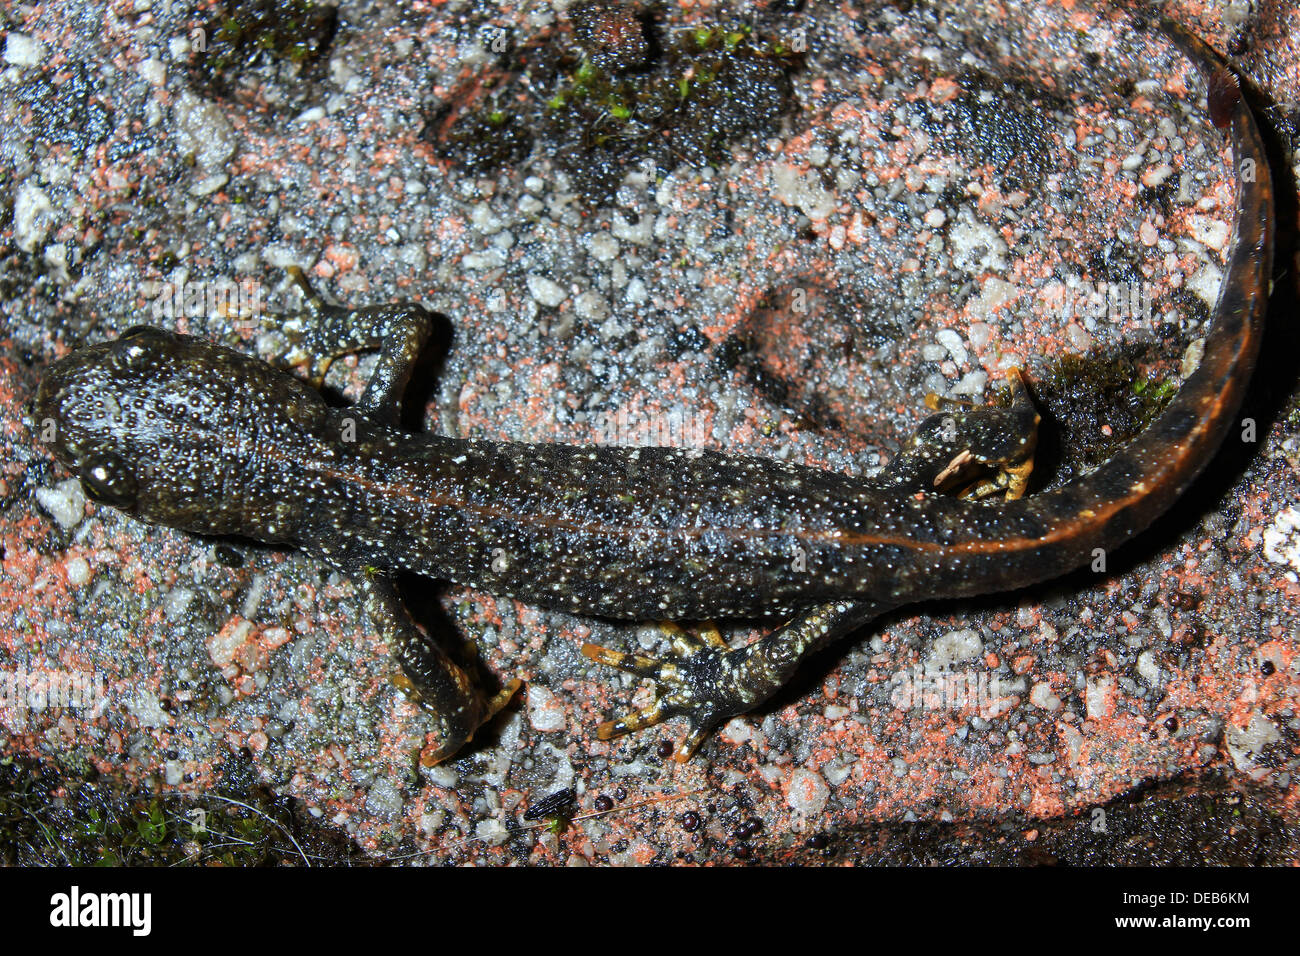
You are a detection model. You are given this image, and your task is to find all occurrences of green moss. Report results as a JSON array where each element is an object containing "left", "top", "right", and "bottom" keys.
[
  {"left": 430, "top": 2, "right": 804, "bottom": 206},
  {"left": 1031, "top": 344, "right": 1182, "bottom": 486},
  {"left": 211, "top": 0, "right": 336, "bottom": 66},
  {"left": 1285, "top": 400, "right": 1300, "bottom": 433},
  {"left": 191, "top": 0, "right": 338, "bottom": 101},
  {"left": 0, "top": 753, "right": 363, "bottom": 866}
]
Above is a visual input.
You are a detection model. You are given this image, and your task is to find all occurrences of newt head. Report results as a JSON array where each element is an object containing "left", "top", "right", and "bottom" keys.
[
  {"left": 34, "top": 326, "right": 321, "bottom": 539},
  {"left": 35, "top": 326, "right": 179, "bottom": 518}
]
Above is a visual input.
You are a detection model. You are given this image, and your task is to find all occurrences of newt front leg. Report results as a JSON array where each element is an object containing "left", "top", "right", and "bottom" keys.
[
  {"left": 279, "top": 265, "right": 435, "bottom": 425},
  {"left": 370, "top": 575, "right": 520, "bottom": 764},
  {"left": 281, "top": 271, "right": 519, "bottom": 762}
]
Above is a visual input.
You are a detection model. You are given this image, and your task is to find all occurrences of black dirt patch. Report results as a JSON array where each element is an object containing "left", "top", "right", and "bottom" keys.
[
  {"left": 189, "top": 0, "right": 339, "bottom": 110},
  {"left": 922, "top": 72, "right": 1061, "bottom": 191},
  {"left": 10, "top": 63, "right": 113, "bottom": 152},
  {"left": 810, "top": 772, "right": 1297, "bottom": 865},
  {"left": 728, "top": 277, "right": 907, "bottom": 438},
  {"left": 1029, "top": 341, "right": 1184, "bottom": 489},
  {"left": 428, "top": 1, "right": 805, "bottom": 206}
]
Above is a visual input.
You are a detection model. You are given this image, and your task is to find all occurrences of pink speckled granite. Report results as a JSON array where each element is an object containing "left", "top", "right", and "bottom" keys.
[{"left": 2, "top": 0, "right": 1298, "bottom": 863}]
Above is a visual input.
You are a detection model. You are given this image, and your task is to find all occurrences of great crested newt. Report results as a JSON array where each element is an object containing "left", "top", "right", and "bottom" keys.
[{"left": 33, "top": 21, "right": 1273, "bottom": 764}]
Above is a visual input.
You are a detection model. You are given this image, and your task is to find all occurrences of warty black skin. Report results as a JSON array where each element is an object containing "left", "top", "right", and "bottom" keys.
[
  {"left": 32, "top": 21, "right": 1273, "bottom": 762},
  {"left": 37, "top": 330, "right": 1036, "bottom": 617}
]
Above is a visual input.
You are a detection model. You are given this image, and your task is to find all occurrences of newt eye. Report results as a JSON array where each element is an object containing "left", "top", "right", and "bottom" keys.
[{"left": 80, "top": 452, "right": 138, "bottom": 511}]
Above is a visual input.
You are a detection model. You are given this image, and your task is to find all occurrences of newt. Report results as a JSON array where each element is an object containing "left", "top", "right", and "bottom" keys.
[{"left": 33, "top": 22, "right": 1272, "bottom": 764}]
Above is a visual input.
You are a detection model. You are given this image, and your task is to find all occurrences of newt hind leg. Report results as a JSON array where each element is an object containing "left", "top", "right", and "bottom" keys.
[
  {"left": 582, "top": 621, "right": 731, "bottom": 761},
  {"left": 582, "top": 371, "right": 1042, "bottom": 761},
  {"left": 583, "top": 603, "right": 884, "bottom": 762},
  {"left": 910, "top": 368, "right": 1040, "bottom": 500}
]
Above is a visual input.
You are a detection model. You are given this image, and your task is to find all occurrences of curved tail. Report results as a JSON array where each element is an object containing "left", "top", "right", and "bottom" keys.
[{"left": 871, "top": 19, "right": 1275, "bottom": 602}]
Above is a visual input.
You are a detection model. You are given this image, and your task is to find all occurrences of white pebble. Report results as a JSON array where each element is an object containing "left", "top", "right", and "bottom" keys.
[
  {"left": 935, "top": 328, "right": 968, "bottom": 365},
  {"left": 189, "top": 172, "right": 228, "bottom": 197},
  {"left": 462, "top": 248, "right": 506, "bottom": 270},
  {"left": 612, "top": 213, "right": 653, "bottom": 245},
  {"left": 137, "top": 57, "right": 166, "bottom": 86},
  {"left": 3, "top": 33, "right": 45, "bottom": 67},
  {"left": 174, "top": 92, "right": 236, "bottom": 170},
  {"left": 64, "top": 557, "right": 91, "bottom": 587},
  {"left": 1029, "top": 682, "right": 1061, "bottom": 711},
  {"left": 1136, "top": 650, "right": 1163, "bottom": 687},
  {"left": 951, "top": 370, "right": 987, "bottom": 397},
  {"left": 927, "top": 628, "right": 982, "bottom": 668},
  {"left": 475, "top": 818, "right": 510, "bottom": 846},
  {"left": 162, "top": 587, "right": 196, "bottom": 620},
  {"left": 624, "top": 277, "right": 648, "bottom": 305},
  {"left": 1225, "top": 712, "right": 1281, "bottom": 772},
  {"left": 14, "top": 182, "right": 53, "bottom": 253},
  {"left": 586, "top": 232, "right": 619, "bottom": 262},
  {"left": 1066, "top": 323, "right": 1095, "bottom": 351},
  {"left": 1187, "top": 214, "right": 1230, "bottom": 251},
  {"left": 574, "top": 291, "right": 610, "bottom": 321},
  {"left": 526, "top": 275, "right": 567, "bottom": 308},
  {"left": 470, "top": 203, "right": 503, "bottom": 234},
  {"left": 1141, "top": 164, "right": 1174, "bottom": 187},
  {"left": 527, "top": 685, "right": 567, "bottom": 732},
  {"left": 786, "top": 768, "right": 830, "bottom": 816},
  {"left": 1185, "top": 262, "right": 1224, "bottom": 309},
  {"left": 35, "top": 478, "right": 86, "bottom": 530}
]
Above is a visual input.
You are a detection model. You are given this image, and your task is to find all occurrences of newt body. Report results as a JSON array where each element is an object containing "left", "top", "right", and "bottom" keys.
[{"left": 33, "top": 23, "right": 1273, "bottom": 762}]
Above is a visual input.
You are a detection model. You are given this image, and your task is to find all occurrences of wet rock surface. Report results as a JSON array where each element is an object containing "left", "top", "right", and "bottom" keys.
[{"left": 2, "top": 0, "right": 1298, "bottom": 863}]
